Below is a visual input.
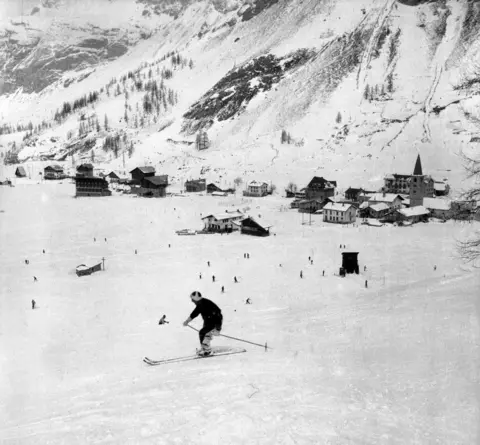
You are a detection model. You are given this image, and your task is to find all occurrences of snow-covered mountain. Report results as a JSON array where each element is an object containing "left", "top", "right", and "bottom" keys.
[{"left": 1, "top": 0, "right": 480, "bottom": 193}]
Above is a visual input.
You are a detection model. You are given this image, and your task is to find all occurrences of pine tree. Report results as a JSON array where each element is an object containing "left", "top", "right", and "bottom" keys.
[
  {"left": 335, "top": 111, "right": 342, "bottom": 124},
  {"left": 363, "top": 84, "right": 370, "bottom": 100},
  {"left": 104, "top": 114, "right": 109, "bottom": 131}
]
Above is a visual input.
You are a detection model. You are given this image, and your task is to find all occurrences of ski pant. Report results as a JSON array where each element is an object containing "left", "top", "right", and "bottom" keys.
[{"left": 199, "top": 319, "right": 222, "bottom": 352}]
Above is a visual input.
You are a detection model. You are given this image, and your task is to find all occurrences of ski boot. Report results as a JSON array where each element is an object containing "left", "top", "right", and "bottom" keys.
[{"left": 196, "top": 348, "right": 212, "bottom": 357}]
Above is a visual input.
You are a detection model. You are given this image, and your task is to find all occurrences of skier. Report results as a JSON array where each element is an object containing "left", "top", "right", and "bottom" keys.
[
  {"left": 31, "top": 299, "right": 36, "bottom": 310},
  {"left": 234, "top": 276, "right": 238, "bottom": 283},
  {"left": 158, "top": 315, "right": 169, "bottom": 325},
  {"left": 183, "top": 291, "right": 223, "bottom": 357},
  {"left": 33, "top": 276, "right": 38, "bottom": 282},
  {"left": 221, "top": 286, "right": 225, "bottom": 293},
  {"left": 245, "top": 298, "right": 251, "bottom": 304}
]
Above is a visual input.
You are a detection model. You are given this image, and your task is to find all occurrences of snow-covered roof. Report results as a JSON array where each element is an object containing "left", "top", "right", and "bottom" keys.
[
  {"left": 423, "top": 198, "right": 451, "bottom": 211},
  {"left": 369, "top": 193, "right": 403, "bottom": 203},
  {"left": 434, "top": 182, "right": 447, "bottom": 191},
  {"left": 202, "top": 211, "right": 244, "bottom": 221},
  {"left": 248, "top": 180, "right": 268, "bottom": 187},
  {"left": 359, "top": 201, "right": 369, "bottom": 209},
  {"left": 398, "top": 206, "right": 430, "bottom": 217},
  {"left": 323, "top": 202, "right": 354, "bottom": 212},
  {"left": 370, "top": 203, "right": 390, "bottom": 212}
]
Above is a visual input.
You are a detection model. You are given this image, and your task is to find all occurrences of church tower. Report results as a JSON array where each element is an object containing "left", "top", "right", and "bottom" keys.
[{"left": 409, "top": 154, "right": 431, "bottom": 207}]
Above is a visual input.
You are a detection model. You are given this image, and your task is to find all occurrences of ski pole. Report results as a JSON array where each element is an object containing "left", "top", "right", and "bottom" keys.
[{"left": 187, "top": 325, "right": 272, "bottom": 350}]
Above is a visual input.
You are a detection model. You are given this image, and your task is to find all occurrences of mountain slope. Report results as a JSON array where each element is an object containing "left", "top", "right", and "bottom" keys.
[{"left": 1, "top": 0, "right": 480, "bottom": 193}]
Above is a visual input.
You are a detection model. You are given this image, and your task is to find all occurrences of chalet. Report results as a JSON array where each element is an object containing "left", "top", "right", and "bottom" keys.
[
  {"left": 243, "top": 180, "right": 269, "bottom": 197},
  {"left": 434, "top": 181, "right": 450, "bottom": 197},
  {"left": 130, "top": 166, "right": 155, "bottom": 184},
  {"left": 359, "top": 202, "right": 391, "bottom": 219},
  {"left": 366, "top": 193, "right": 404, "bottom": 209},
  {"left": 323, "top": 202, "right": 356, "bottom": 224},
  {"left": 297, "top": 199, "right": 324, "bottom": 213},
  {"left": 345, "top": 187, "right": 364, "bottom": 201},
  {"left": 75, "top": 176, "right": 111, "bottom": 197},
  {"left": 305, "top": 176, "right": 336, "bottom": 201},
  {"left": 423, "top": 198, "right": 452, "bottom": 219},
  {"left": 201, "top": 211, "right": 244, "bottom": 233},
  {"left": 44, "top": 164, "right": 65, "bottom": 180},
  {"left": 137, "top": 175, "right": 169, "bottom": 197},
  {"left": 394, "top": 206, "right": 430, "bottom": 224},
  {"left": 105, "top": 171, "right": 120, "bottom": 182},
  {"left": 298, "top": 197, "right": 334, "bottom": 213},
  {"left": 76, "top": 163, "right": 94, "bottom": 178},
  {"left": 15, "top": 166, "right": 27, "bottom": 178},
  {"left": 207, "top": 183, "right": 224, "bottom": 194},
  {"left": 240, "top": 216, "right": 271, "bottom": 237},
  {"left": 185, "top": 179, "right": 206, "bottom": 193}
]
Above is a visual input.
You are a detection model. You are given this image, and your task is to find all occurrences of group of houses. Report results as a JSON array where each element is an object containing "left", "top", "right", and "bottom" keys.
[{"left": 287, "top": 155, "right": 477, "bottom": 225}]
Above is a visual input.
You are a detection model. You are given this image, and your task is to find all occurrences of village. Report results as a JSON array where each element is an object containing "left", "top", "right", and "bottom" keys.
[{"left": 5, "top": 153, "right": 478, "bottom": 239}]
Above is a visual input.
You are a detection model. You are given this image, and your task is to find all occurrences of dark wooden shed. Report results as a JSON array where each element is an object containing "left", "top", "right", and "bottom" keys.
[{"left": 341, "top": 252, "right": 359, "bottom": 274}]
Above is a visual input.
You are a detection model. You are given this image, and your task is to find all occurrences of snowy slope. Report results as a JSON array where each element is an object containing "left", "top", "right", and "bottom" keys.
[
  {"left": 0, "top": 183, "right": 479, "bottom": 443},
  {"left": 1, "top": 0, "right": 480, "bottom": 193}
]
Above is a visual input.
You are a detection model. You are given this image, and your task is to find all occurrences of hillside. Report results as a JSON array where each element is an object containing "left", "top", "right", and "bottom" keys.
[{"left": 1, "top": 0, "right": 480, "bottom": 193}]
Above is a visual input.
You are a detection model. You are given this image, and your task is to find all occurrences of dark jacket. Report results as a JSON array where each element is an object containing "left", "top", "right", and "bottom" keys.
[{"left": 190, "top": 297, "right": 222, "bottom": 327}]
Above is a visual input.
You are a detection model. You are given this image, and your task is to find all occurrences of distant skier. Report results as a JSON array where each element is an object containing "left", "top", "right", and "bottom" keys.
[
  {"left": 199, "top": 272, "right": 202, "bottom": 279},
  {"left": 207, "top": 261, "right": 210, "bottom": 267},
  {"left": 221, "top": 285, "right": 225, "bottom": 293},
  {"left": 43, "top": 249, "right": 45, "bottom": 254},
  {"left": 300, "top": 270, "right": 303, "bottom": 279},
  {"left": 33, "top": 276, "right": 38, "bottom": 282},
  {"left": 183, "top": 291, "right": 223, "bottom": 357},
  {"left": 322, "top": 270, "right": 325, "bottom": 276},
  {"left": 158, "top": 315, "right": 169, "bottom": 325},
  {"left": 31, "top": 299, "right": 36, "bottom": 310},
  {"left": 245, "top": 298, "right": 251, "bottom": 305},
  {"left": 212, "top": 275, "right": 215, "bottom": 282},
  {"left": 234, "top": 276, "right": 238, "bottom": 283}
]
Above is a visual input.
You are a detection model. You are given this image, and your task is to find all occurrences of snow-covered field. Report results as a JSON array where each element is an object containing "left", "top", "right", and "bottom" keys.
[{"left": 0, "top": 182, "right": 479, "bottom": 444}]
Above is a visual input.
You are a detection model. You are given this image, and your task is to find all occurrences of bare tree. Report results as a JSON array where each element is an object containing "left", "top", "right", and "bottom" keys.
[
  {"left": 286, "top": 181, "right": 297, "bottom": 193},
  {"left": 233, "top": 177, "right": 243, "bottom": 189},
  {"left": 457, "top": 153, "right": 480, "bottom": 266}
]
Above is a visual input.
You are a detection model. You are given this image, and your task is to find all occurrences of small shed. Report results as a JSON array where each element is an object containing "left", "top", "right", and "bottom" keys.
[
  {"left": 341, "top": 252, "right": 359, "bottom": 274},
  {"left": 76, "top": 262, "right": 102, "bottom": 277},
  {"left": 15, "top": 166, "right": 27, "bottom": 177}
]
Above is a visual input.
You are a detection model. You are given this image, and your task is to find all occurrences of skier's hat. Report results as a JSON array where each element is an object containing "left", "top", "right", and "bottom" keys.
[{"left": 190, "top": 291, "right": 202, "bottom": 301}]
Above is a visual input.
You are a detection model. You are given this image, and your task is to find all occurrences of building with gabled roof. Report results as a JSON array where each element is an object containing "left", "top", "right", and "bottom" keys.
[
  {"left": 323, "top": 202, "right": 356, "bottom": 224},
  {"left": 367, "top": 193, "right": 404, "bottom": 209},
  {"left": 240, "top": 216, "right": 272, "bottom": 237},
  {"left": 395, "top": 206, "right": 430, "bottom": 223},
  {"left": 243, "top": 180, "right": 269, "bottom": 197},
  {"left": 44, "top": 164, "right": 65, "bottom": 180},
  {"left": 15, "top": 166, "right": 27, "bottom": 178},
  {"left": 423, "top": 198, "right": 452, "bottom": 219},
  {"left": 201, "top": 210, "right": 244, "bottom": 233},
  {"left": 185, "top": 178, "right": 206, "bottom": 193},
  {"left": 130, "top": 166, "right": 155, "bottom": 184},
  {"left": 76, "top": 163, "right": 94, "bottom": 177},
  {"left": 305, "top": 176, "right": 337, "bottom": 200},
  {"left": 135, "top": 175, "right": 169, "bottom": 197}
]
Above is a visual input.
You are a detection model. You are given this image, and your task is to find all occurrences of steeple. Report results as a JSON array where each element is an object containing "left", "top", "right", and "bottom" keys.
[{"left": 413, "top": 154, "right": 423, "bottom": 175}]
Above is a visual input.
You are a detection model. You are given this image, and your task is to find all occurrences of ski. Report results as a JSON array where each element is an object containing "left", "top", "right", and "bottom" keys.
[{"left": 144, "top": 347, "right": 246, "bottom": 366}]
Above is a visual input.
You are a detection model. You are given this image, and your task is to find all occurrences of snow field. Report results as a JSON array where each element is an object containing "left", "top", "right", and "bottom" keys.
[{"left": 0, "top": 181, "right": 479, "bottom": 443}]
